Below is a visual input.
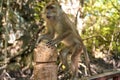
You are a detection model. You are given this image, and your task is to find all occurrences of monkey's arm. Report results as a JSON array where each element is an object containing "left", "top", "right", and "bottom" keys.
[
  {"left": 36, "top": 26, "right": 55, "bottom": 45},
  {"left": 47, "top": 31, "right": 71, "bottom": 46}
]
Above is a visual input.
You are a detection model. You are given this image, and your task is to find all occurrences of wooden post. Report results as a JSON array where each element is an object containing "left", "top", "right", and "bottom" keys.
[{"left": 32, "top": 41, "right": 58, "bottom": 80}]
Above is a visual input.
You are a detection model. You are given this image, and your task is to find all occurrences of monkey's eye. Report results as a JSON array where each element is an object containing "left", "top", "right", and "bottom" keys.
[{"left": 46, "top": 5, "right": 55, "bottom": 9}]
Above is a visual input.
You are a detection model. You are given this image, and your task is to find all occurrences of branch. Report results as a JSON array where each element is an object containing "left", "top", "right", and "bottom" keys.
[
  {"left": 111, "top": 1, "right": 120, "bottom": 13},
  {"left": 83, "top": 35, "right": 107, "bottom": 41}
]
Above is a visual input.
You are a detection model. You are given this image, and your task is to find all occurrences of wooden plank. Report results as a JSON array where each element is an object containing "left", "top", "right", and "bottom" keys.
[{"left": 88, "top": 69, "right": 120, "bottom": 80}]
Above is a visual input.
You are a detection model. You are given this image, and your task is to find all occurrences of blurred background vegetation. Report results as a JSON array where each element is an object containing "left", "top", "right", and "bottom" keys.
[{"left": 0, "top": 0, "right": 120, "bottom": 79}]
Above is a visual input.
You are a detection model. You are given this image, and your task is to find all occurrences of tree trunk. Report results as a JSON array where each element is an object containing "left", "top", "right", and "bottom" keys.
[{"left": 32, "top": 41, "right": 58, "bottom": 80}]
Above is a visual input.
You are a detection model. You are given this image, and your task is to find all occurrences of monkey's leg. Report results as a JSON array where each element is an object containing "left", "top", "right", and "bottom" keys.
[
  {"left": 71, "top": 44, "right": 82, "bottom": 80},
  {"left": 60, "top": 47, "right": 70, "bottom": 71}
]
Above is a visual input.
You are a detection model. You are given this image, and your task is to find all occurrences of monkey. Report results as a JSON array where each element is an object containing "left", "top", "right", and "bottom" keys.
[{"left": 36, "top": 0, "right": 92, "bottom": 79}]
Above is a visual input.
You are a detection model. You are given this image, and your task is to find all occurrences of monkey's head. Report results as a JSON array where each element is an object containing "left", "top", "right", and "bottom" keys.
[{"left": 43, "top": 1, "right": 62, "bottom": 21}]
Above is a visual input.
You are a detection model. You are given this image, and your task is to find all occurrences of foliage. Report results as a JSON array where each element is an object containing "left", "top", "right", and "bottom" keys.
[
  {"left": 83, "top": 0, "right": 120, "bottom": 56},
  {"left": 0, "top": 0, "right": 48, "bottom": 79}
]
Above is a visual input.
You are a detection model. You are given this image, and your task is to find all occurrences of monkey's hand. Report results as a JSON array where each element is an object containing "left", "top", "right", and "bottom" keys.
[
  {"left": 36, "top": 35, "right": 53, "bottom": 47},
  {"left": 46, "top": 31, "right": 71, "bottom": 47},
  {"left": 46, "top": 40, "right": 57, "bottom": 48},
  {"left": 46, "top": 37, "right": 62, "bottom": 48}
]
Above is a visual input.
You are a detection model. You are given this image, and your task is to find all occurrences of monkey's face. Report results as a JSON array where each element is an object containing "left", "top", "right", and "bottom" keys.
[{"left": 43, "top": 3, "right": 61, "bottom": 21}]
